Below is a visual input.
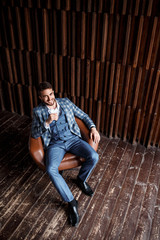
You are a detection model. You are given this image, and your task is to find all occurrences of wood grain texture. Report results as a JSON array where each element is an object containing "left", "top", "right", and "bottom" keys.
[
  {"left": 0, "top": 111, "right": 159, "bottom": 239},
  {"left": 0, "top": 0, "right": 159, "bottom": 147}
]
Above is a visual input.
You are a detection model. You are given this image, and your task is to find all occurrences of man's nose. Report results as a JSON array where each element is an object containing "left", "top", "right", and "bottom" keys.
[{"left": 48, "top": 95, "right": 52, "bottom": 101}]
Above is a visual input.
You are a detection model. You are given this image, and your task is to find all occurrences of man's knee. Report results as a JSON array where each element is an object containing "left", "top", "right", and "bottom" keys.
[
  {"left": 90, "top": 151, "right": 99, "bottom": 165},
  {"left": 47, "top": 165, "right": 59, "bottom": 177}
]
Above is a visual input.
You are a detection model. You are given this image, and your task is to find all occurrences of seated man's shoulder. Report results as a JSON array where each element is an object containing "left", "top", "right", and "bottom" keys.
[
  {"left": 57, "top": 97, "right": 69, "bottom": 101},
  {"left": 57, "top": 98, "right": 71, "bottom": 104}
]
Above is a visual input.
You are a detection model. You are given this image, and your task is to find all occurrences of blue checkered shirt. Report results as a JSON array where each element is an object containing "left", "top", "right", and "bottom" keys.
[{"left": 31, "top": 98, "right": 96, "bottom": 148}]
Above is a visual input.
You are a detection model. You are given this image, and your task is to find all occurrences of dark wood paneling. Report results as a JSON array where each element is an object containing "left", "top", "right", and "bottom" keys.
[{"left": 0, "top": 0, "right": 159, "bottom": 147}]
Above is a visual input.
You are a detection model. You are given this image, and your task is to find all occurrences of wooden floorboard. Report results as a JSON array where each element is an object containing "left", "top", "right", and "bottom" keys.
[{"left": 0, "top": 110, "right": 159, "bottom": 240}]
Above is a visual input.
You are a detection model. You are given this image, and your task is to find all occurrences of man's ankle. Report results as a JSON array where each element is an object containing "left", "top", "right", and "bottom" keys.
[{"left": 69, "top": 198, "right": 77, "bottom": 207}]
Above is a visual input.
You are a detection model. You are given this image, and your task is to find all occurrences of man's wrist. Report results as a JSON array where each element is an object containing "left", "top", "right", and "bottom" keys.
[{"left": 44, "top": 121, "right": 50, "bottom": 129}]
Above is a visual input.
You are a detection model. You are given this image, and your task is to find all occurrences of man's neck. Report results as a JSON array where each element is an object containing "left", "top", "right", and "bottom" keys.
[{"left": 46, "top": 100, "right": 57, "bottom": 110}]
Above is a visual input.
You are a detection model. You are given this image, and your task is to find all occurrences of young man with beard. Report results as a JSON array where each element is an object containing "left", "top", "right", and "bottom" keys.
[{"left": 31, "top": 82, "right": 100, "bottom": 226}]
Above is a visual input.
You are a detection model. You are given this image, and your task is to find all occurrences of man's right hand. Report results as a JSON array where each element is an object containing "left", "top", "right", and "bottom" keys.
[{"left": 45, "top": 113, "right": 58, "bottom": 126}]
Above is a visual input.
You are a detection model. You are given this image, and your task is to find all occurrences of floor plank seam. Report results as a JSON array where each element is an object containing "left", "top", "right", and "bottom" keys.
[
  {"left": 0, "top": 169, "right": 45, "bottom": 235},
  {"left": 132, "top": 148, "right": 156, "bottom": 240},
  {"left": 117, "top": 145, "right": 146, "bottom": 240},
  {"left": 8, "top": 181, "right": 52, "bottom": 240},
  {"left": 85, "top": 140, "right": 128, "bottom": 240},
  {"left": 103, "top": 143, "right": 137, "bottom": 240}
]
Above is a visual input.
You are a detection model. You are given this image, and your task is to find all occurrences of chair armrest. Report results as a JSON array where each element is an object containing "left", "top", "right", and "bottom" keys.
[
  {"left": 75, "top": 117, "right": 98, "bottom": 152},
  {"left": 29, "top": 136, "right": 45, "bottom": 171}
]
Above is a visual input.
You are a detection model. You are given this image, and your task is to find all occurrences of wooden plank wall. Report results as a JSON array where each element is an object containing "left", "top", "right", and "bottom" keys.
[{"left": 0, "top": 0, "right": 159, "bottom": 147}]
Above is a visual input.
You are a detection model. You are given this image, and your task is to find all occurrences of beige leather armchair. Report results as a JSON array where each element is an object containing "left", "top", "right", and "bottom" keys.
[{"left": 29, "top": 117, "right": 99, "bottom": 171}]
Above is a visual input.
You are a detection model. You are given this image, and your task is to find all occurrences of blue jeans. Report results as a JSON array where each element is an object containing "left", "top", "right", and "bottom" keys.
[{"left": 46, "top": 136, "right": 99, "bottom": 202}]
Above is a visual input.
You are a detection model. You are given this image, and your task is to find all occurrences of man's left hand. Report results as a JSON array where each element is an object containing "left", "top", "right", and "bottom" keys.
[{"left": 90, "top": 127, "right": 100, "bottom": 143}]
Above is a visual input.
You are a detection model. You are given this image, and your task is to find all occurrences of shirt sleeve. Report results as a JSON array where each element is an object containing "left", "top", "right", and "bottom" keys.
[
  {"left": 67, "top": 98, "right": 96, "bottom": 129},
  {"left": 44, "top": 121, "right": 50, "bottom": 129},
  {"left": 31, "top": 110, "right": 49, "bottom": 138}
]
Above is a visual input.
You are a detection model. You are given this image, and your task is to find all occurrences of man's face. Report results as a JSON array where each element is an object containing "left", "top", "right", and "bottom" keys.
[{"left": 39, "top": 88, "right": 56, "bottom": 107}]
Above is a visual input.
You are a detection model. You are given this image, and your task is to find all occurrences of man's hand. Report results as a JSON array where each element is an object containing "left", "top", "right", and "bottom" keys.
[
  {"left": 45, "top": 113, "right": 58, "bottom": 126},
  {"left": 90, "top": 127, "right": 100, "bottom": 143}
]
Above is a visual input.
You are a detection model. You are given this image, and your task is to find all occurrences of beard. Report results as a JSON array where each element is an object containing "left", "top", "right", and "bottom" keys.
[{"left": 45, "top": 98, "right": 56, "bottom": 108}]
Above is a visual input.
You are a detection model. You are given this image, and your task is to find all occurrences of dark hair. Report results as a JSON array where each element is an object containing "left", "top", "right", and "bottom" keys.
[{"left": 38, "top": 82, "right": 53, "bottom": 96}]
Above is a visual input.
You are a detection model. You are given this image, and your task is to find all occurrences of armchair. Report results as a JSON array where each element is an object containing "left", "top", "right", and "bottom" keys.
[{"left": 29, "top": 117, "right": 99, "bottom": 171}]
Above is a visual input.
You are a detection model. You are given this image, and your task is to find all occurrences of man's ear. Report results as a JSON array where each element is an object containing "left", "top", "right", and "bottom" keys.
[{"left": 39, "top": 95, "right": 42, "bottom": 101}]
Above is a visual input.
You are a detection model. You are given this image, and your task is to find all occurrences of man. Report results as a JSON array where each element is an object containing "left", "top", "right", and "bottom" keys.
[{"left": 31, "top": 82, "right": 100, "bottom": 226}]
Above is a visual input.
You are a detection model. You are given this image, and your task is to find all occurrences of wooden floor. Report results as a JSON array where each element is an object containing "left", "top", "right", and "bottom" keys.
[{"left": 0, "top": 110, "right": 160, "bottom": 240}]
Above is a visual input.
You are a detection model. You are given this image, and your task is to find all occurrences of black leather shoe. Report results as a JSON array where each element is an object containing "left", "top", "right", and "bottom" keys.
[
  {"left": 68, "top": 200, "right": 79, "bottom": 226},
  {"left": 77, "top": 177, "right": 94, "bottom": 196}
]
